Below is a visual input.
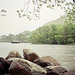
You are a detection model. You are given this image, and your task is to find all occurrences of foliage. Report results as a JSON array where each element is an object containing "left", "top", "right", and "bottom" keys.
[
  {"left": 0, "top": 24, "right": 75, "bottom": 44},
  {"left": 29, "top": 23, "right": 75, "bottom": 44},
  {"left": 17, "top": 0, "right": 75, "bottom": 23},
  {"left": 63, "top": 23, "right": 75, "bottom": 44},
  {"left": 64, "top": 2, "right": 75, "bottom": 24},
  {"left": 0, "top": 31, "right": 31, "bottom": 43}
]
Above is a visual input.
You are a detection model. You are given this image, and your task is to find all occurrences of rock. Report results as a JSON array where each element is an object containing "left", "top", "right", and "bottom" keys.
[
  {"left": 64, "top": 70, "right": 75, "bottom": 75},
  {"left": 41, "top": 56, "right": 61, "bottom": 66},
  {"left": 46, "top": 66, "right": 67, "bottom": 75},
  {"left": 8, "top": 58, "right": 47, "bottom": 75},
  {"left": 9, "top": 61, "right": 31, "bottom": 75},
  {"left": 5, "top": 50, "right": 22, "bottom": 59},
  {"left": 0, "top": 57, "right": 9, "bottom": 72},
  {"left": 34, "top": 58, "right": 52, "bottom": 67},
  {"left": 47, "top": 71, "right": 59, "bottom": 75},
  {"left": 23, "top": 49, "right": 39, "bottom": 62},
  {"left": 0, "top": 72, "right": 8, "bottom": 75}
]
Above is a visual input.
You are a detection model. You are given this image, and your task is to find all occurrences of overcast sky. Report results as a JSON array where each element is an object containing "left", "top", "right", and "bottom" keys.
[{"left": 0, "top": 0, "right": 71, "bottom": 36}]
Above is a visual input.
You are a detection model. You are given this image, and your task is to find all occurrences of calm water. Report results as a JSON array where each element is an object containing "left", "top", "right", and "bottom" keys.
[{"left": 0, "top": 43, "right": 75, "bottom": 71}]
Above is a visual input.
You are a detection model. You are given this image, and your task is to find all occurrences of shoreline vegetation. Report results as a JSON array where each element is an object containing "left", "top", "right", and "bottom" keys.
[
  {"left": 0, "top": 49, "right": 75, "bottom": 75},
  {"left": 0, "top": 23, "right": 75, "bottom": 45},
  {"left": 0, "top": 42, "right": 75, "bottom": 46},
  {"left": 0, "top": 15, "right": 75, "bottom": 44}
]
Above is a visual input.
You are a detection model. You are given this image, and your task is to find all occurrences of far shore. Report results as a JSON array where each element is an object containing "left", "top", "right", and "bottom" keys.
[{"left": 0, "top": 42, "right": 75, "bottom": 45}]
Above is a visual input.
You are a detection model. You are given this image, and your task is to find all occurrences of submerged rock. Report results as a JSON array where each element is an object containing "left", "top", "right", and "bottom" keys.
[
  {"left": 41, "top": 56, "right": 61, "bottom": 66},
  {"left": 7, "top": 58, "right": 47, "bottom": 75},
  {"left": 5, "top": 50, "right": 22, "bottom": 59},
  {"left": 23, "top": 49, "right": 39, "bottom": 62}
]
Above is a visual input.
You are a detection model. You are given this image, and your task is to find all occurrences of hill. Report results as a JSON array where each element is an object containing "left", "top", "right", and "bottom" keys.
[{"left": 44, "top": 15, "right": 67, "bottom": 26}]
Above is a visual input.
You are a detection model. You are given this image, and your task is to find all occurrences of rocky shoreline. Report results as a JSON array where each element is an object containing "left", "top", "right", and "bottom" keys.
[{"left": 0, "top": 49, "right": 75, "bottom": 75}]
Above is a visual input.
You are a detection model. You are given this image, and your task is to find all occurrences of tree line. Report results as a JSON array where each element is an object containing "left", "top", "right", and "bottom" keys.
[
  {"left": 0, "top": 23, "right": 75, "bottom": 44},
  {"left": 0, "top": 31, "right": 31, "bottom": 43},
  {"left": 29, "top": 23, "right": 75, "bottom": 44}
]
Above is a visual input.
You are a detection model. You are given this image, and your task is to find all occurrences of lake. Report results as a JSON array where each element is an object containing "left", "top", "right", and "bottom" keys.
[{"left": 0, "top": 43, "right": 75, "bottom": 71}]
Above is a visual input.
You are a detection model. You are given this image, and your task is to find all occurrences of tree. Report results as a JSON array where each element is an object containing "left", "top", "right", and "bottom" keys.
[
  {"left": 0, "top": 35, "right": 8, "bottom": 42},
  {"left": 63, "top": 23, "right": 75, "bottom": 44},
  {"left": 17, "top": 0, "right": 75, "bottom": 23},
  {"left": 15, "top": 31, "right": 31, "bottom": 43},
  {"left": 47, "top": 25, "right": 57, "bottom": 44},
  {"left": 7, "top": 34, "right": 15, "bottom": 42},
  {"left": 55, "top": 25, "right": 64, "bottom": 44},
  {"left": 0, "top": 31, "right": 31, "bottom": 43},
  {"left": 29, "top": 26, "right": 50, "bottom": 44},
  {"left": 29, "top": 23, "right": 75, "bottom": 44}
]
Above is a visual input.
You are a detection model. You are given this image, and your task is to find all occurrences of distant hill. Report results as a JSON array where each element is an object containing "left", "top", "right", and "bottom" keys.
[{"left": 44, "top": 15, "right": 67, "bottom": 26}]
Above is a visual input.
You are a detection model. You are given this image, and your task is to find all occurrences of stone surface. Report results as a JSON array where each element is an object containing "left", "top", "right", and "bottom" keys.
[
  {"left": 34, "top": 58, "right": 52, "bottom": 67},
  {"left": 0, "top": 57, "right": 9, "bottom": 72},
  {"left": 64, "top": 70, "right": 75, "bottom": 75},
  {"left": 5, "top": 50, "right": 22, "bottom": 59},
  {"left": 1, "top": 50, "right": 75, "bottom": 75},
  {"left": 23, "top": 49, "right": 39, "bottom": 62},
  {"left": 9, "top": 61, "right": 31, "bottom": 75},
  {"left": 8, "top": 58, "right": 47, "bottom": 75},
  {"left": 46, "top": 66, "right": 67, "bottom": 75},
  {"left": 0, "top": 72, "right": 8, "bottom": 75},
  {"left": 47, "top": 71, "right": 59, "bottom": 75},
  {"left": 41, "top": 56, "right": 61, "bottom": 66}
]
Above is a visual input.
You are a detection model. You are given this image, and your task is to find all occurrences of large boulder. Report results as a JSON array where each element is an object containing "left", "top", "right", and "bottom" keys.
[
  {"left": 7, "top": 58, "right": 47, "bottom": 75},
  {"left": 34, "top": 58, "right": 52, "bottom": 67},
  {"left": 46, "top": 66, "right": 67, "bottom": 75},
  {"left": 9, "top": 61, "right": 31, "bottom": 75},
  {"left": 5, "top": 50, "right": 22, "bottom": 59},
  {"left": 41, "top": 56, "right": 61, "bottom": 66},
  {"left": 0, "top": 57, "right": 9, "bottom": 72},
  {"left": 23, "top": 49, "right": 39, "bottom": 62}
]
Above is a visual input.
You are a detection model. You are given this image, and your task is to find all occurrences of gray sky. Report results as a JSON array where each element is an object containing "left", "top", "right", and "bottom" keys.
[{"left": 0, "top": 0, "right": 67, "bottom": 36}]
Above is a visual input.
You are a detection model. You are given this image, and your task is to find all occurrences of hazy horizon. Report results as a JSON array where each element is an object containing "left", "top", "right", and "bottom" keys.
[{"left": 0, "top": 0, "right": 71, "bottom": 36}]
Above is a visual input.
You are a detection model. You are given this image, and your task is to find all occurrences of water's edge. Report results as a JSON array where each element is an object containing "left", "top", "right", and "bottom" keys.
[{"left": 0, "top": 43, "right": 75, "bottom": 71}]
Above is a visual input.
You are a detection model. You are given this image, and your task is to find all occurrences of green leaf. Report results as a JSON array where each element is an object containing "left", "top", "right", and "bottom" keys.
[
  {"left": 58, "top": 1, "right": 61, "bottom": 3},
  {"left": 39, "top": 4, "right": 42, "bottom": 6},
  {"left": 49, "top": 0, "right": 51, "bottom": 1},
  {"left": 17, "top": 10, "right": 19, "bottom": 13},
  {"left": 44, "top": 2, "right": 47, "bottom": 4},
  {"left": 23, "top": 14, "right": 26, "bottom": 16},
  {"left": 47, "top": 6, "right": 49, "bottom": 8},
  {"left": 29, "top": 18, "right": 31, "bottom": 21},
  {"left": 57, "top": 4, "right": 61, "bottom": 6},
  {"left": 32, "top": 0, "right": 35, "bottom": 4},
  {"left": 29, "top": 11, "right": 31, "bottom": 14},
  {"left": 52, "top": 5, "right": 54, "bottom": 7},
  {"left": 19, "top": 13, "right": 21, "bottom": 16},
  {"left": 36, "top": 10, "right": 39, "bottom": 12},
  {"left": 21, "top": 10, "right": 23, "bottom": 12}
]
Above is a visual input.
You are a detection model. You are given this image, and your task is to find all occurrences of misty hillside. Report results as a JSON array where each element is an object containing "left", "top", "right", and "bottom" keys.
[{"left": 44, "top": 15, "right": 67, "bottom": 26}]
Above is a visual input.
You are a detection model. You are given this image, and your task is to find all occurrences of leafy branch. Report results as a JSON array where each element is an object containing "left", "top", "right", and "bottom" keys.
[{"left": 17, "top": 0, "right": 75, "bottom": 23}]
